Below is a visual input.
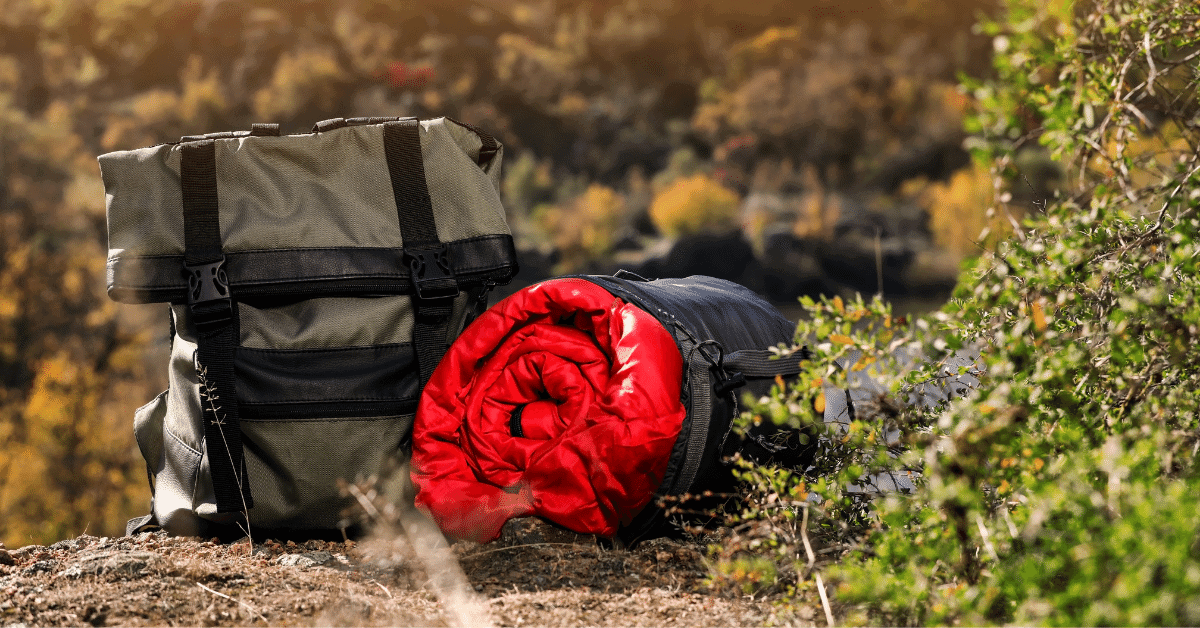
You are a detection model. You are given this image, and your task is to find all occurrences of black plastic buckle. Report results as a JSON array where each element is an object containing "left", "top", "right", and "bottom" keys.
[
  {"left": 185, "top": 258, "right": 233, "bottom": 331},
  {"left": 405, "top": 245, "right": 459, "bottom": 301},
  {"left": 714, "top": 371, "right": 748, "bottom": 396}
]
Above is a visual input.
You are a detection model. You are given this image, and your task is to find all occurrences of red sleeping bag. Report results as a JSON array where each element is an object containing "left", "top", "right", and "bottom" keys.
[{"left": 412, "top": 278, "right": 687, "bottom": 542}]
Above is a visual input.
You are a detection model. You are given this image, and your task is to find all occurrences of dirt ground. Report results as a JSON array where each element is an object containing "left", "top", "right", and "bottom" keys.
[{"left": 0, "top": 518, "right": 821, "bottom": 627}]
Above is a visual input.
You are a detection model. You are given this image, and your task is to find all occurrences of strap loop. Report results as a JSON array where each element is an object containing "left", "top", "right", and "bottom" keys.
[{"left": 250, "top": 123, "right": 280, "bottom": 136}]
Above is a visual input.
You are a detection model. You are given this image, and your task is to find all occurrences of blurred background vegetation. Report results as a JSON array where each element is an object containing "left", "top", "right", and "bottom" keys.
[{"left": 0, "top": 0, "right": 1012, "bottom": 548}]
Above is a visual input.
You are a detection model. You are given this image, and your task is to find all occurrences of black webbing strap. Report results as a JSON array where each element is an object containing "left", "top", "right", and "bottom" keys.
[
  {"left": 181, "top": 140, "right": 253, "bottom": 513},
  {"left": 382, "top": 119, "right": 459, "bottom": 389},
  {"left": 723, "top": 347, "right": 813, "bottom": 378}
]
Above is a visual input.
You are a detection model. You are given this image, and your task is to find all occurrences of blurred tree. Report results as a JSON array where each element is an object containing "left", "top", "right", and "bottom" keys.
[{"left": 0, "top": 96, "right": 153, "bottom": 547}]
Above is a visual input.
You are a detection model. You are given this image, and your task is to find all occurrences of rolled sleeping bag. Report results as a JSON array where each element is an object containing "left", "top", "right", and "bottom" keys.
[{"left": 411, "top": 274, "right": 808, "bottom": 543}]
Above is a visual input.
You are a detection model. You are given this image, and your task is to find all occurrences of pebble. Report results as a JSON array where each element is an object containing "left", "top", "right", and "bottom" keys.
[
  {"left": 21, "top": 560, "right": 59, "bottom": 576},
  {"left": 276, "top": 551, "right": 333, "bottom": 568},
  {"left": 50, "top": 539, "right": 77, "bottom": 552},
  {"left": 0, "top": 549, "right": 13, "bottom": 566}
]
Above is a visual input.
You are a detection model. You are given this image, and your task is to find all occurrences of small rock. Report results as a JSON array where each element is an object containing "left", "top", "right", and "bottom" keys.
[
  {"left": 276, "top": 550, "right": 333, "bottom": 568},
  {"left": 277, "top": 554, "right": 316, "bottom": 568},
  {"left": 0, "top": 549, "right": 13, "bottom": 566},
  {"left": 10, "top": 545, "right": 46, "bottom": 561},
  {"left": 21, "top": 560, "right": 59, "bottom": 576},
  {"left": 50, "top": 539, "right": 77, "bottom": 552}
]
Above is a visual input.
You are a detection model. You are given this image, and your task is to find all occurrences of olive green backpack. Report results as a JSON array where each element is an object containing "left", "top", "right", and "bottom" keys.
[{"left": 101, "top": 117, "right": 517, "bottom": 537}]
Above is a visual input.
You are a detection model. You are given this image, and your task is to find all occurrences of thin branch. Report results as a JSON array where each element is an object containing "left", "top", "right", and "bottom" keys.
[
  {"left": 1150, "top": 46, "right": 1200, "bottom": 68},
  {"left": 816, "top": 572, "right": 835, "bottom": 627},
  {"left": 799, "top": 502, "right": 835, "bottom": 626},
  {"left": 369, "top": 579, "right": 394, "bottom": 599},
  {"left": 1147, "top": 160, "right": 1200, "bottom": 234},
  {"left": 460, "top": 542, "right": 591, "bottom": 560},
  {"left": 198, "top": 366, "right": 253, "bottom": 551},
  {"left": 800, "top": 503, "right": 816, "bottom": 573},
  {"left": 974, "top": 513, "right": 998, "bottom": 561},
  {"left": 1143, "top": 24, "right": 1159, "bottom": 97},
  {"left": 1122, "top": 101, "right": 1152, "bottom": 130}
]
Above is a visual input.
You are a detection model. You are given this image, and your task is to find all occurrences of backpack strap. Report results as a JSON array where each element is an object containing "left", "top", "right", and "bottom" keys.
[
  {"left": 180, "top": 139, "right": 254, "bottom": 514},
  {"left": 382, "top": 119, "right": 459, "bottom": 389},
  {"left": 722, "top": 347, "right": 812, "bottom": 378}
]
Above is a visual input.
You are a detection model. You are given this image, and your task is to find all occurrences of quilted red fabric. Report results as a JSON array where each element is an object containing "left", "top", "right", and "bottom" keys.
[{"left": 411, "top": 278, "right": 686, "bottom": 542}]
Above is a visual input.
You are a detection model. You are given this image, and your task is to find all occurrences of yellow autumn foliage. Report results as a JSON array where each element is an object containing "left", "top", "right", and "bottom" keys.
[
  {"left": 253, "top": 48, "right": 347, "bottom": 122},
  {"left": 1, "top": 354, "right": 145, "bottom": 546},
  {"left": 649, "top": 174, "right": 740, "bottom": 237},
  {"left": 537, "top": 184, "right": 628, "bottom": 271},
  {"left": 921, "top": 165, "right": 1001, "bottom": 259}
]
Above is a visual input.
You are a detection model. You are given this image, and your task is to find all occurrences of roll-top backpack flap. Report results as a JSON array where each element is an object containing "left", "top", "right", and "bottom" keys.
[
  {"left": 103, "top": 117, "right": 517, "bottom": 536},
  {"left": 100, "top": 117, "right": 515, "bottom": 303}
]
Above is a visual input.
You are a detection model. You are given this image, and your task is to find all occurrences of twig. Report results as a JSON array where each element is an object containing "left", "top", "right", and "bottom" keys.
[
  {"left": 874, "top": 226, "right": 884, "bottom": 298},
  {"left": 801, "top": 503, "right": 835, "bottom": 626},
  {"left": 816, "top": 572, "right": 835, "bottom": 627},
  {"left": 196, "top": 582, "right": 266, "bottom": 624},
  {"left": 1147, "top": 160, "right": 1200, "bottom": 233},
  {"left": 346, "top": 483, "right": 384, "bottom": 520},
  {"left": 369, "top": 579, "right": 393, "bottom": 599},
  {"left": 461, "top": 542, "right": 587, "bottom": 561},
  {"left": 1143, "top": 25, "right": 1158, "bottom": 97},
  {"left": 198, "top": 366, "right": 253, "bottom": 552},
  {"left": 800, "top": 503, "right": 816, "bottom": 572},
  {"left": 974, "top": 513, "right": 998, "bottom": 561}
]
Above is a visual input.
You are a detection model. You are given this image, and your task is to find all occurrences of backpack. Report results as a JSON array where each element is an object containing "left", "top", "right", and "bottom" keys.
[
  {"left": 100, "top": 117, "right": 518, "bottom": 538},
  {"left": 411, "top": 272, "right": 813, "bottom": 544}
]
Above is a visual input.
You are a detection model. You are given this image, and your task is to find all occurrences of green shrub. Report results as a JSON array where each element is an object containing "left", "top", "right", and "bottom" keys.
[{"left": 729, "top": 0, "right": 1200, "bottom": 624}]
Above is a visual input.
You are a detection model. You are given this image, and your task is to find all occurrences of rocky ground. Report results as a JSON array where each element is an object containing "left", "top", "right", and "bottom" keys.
[{"left": 0, "top": 519, "right": 822, "bottom": 627}]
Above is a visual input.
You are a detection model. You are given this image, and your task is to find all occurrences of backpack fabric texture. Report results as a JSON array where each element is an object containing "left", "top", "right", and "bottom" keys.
[
  {"left": 411, "top": 273, "right": 812, "bottom": 544},
  {"left": 101, "top": 117, "right": 518, "bottom": 537}
]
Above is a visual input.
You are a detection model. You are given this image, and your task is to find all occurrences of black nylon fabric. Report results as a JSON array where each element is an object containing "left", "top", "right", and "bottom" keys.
[
  {"left": 234, "top": 344, "right": 420, "bottom": 417},
  {"left": 586, "top": 275, "right": 795, "bottom": 356}
]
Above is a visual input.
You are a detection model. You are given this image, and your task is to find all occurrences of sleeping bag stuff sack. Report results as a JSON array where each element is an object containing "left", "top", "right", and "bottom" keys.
[
  {"left": 100, "top": 116, "right": 518, "bottom": 538},
  {"left": 412, "top": 273, "right": 814, "bottom": 543}
]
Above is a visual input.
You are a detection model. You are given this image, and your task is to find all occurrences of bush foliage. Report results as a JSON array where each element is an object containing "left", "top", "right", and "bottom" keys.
[
  {"left": 725, "top": 0, "right": 1200, "bottom": 623},
  {"left": 650, "top": 174, "right": 741, "bottom": 237}
]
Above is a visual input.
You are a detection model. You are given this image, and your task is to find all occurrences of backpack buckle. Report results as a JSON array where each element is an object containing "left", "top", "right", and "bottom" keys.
[
  {"left": 405, "top": 245, "right": 459, "bottom": 301},
  {"left": 185, "top": 258, "right": 233, "bottom": 331}
]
